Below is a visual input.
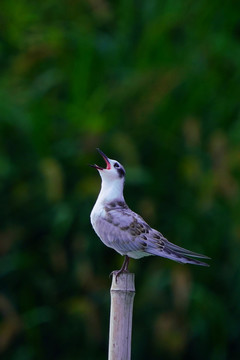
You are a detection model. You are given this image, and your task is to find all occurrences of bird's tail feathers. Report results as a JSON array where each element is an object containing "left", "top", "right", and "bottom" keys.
[
  {"left": 164, "top": 241, "right": 211, "bottom": 260},
  {"left": 147, "top": 241, "right": 210, "bottom": 267}
]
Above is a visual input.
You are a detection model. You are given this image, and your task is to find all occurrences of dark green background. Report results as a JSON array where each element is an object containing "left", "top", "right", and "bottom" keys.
[{"left": 1, "top": 0, "right": 240, "bottom": 359}]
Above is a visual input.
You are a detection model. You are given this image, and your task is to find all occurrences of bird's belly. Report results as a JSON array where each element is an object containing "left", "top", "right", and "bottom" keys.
[{"left": 127, "top": 250, "right": 152, "bottom": 259}]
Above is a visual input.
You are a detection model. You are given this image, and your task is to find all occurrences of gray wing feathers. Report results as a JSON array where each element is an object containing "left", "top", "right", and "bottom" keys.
[
  {"left": 99, "top": 205, "right": 209, "bottom": 266},
  {"left": 145, "top": 233, "right": 210, "bottom": 266},
  {"left": 162, "top": 241, "right": 211, "bottom": 259},
  {"left": 96, "top": 207, "right": 145, "bottom": 254},
  {"left": 146, "top": 245, "right": 210, "bottom": 266}
]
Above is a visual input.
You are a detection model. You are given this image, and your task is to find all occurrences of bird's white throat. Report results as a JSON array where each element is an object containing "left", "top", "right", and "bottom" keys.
[{"left": 97, "top": 176, "right": 125, "bottom": 204}]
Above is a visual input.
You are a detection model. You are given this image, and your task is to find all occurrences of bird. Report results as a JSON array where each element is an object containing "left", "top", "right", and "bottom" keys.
[{"left": 90, "top": 148, "right": 210, "bottom": 279}]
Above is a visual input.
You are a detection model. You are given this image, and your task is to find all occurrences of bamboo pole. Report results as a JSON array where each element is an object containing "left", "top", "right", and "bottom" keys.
[{"left": 108, "top": 273, "right": 135, "bottom": 360}]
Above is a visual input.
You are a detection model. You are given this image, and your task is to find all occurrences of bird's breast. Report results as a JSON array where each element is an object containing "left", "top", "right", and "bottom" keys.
[{"left": 90, "top": 203, "right": 106, "bottom": 234}]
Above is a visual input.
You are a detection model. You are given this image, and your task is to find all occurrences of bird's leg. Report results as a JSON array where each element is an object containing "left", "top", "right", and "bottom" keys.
[
  {"left": 123, "top": 255, "right": 130, "bottom": 271},
  {"left": 110, "top": 255, "right": 130, "bottom": 282}
]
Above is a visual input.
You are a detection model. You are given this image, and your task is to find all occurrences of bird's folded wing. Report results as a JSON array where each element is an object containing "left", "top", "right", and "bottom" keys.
[
  {"left": 100, "top": 207, "right": 154, "bottom": 254},
  {"left": 100, "top": 206, "right": 210, "bottom": 266}
]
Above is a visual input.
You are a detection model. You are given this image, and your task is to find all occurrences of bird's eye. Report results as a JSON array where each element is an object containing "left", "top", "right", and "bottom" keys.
[{"left": 114, "top": 163, "right": 120, "bottom": 168}]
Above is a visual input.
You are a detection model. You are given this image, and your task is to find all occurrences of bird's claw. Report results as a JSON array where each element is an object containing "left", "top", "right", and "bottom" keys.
[{"left": 110, "top": 269, "right": 129, "bottom": 282}]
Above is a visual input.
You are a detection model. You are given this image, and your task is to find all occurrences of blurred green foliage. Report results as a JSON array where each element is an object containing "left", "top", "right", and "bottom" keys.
[{"left": 1, "top": 0, "right": 240, "bottom": 359}]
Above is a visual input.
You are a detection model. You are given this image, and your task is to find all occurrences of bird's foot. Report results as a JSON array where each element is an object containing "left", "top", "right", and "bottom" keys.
[
  {"left": 110, "top": 255, "right": 130, "bottom": 282},
  {"left": 110, "top": 269, "right": 129, "bottom": 282}
]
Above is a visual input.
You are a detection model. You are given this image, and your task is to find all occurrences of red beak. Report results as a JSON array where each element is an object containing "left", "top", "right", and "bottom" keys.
[{"left": 89, "top": 148, "right": 111, "bottom": 170}]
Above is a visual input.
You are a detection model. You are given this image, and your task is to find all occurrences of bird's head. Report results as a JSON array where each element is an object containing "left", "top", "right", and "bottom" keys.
[{"left": 90, "top": 149, "right": 126, "bottom": 183}]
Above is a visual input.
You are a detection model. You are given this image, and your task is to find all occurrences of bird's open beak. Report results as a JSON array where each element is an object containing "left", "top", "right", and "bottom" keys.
[{"left": 89, "top": 148, "right": 111, "bottom": 170}]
